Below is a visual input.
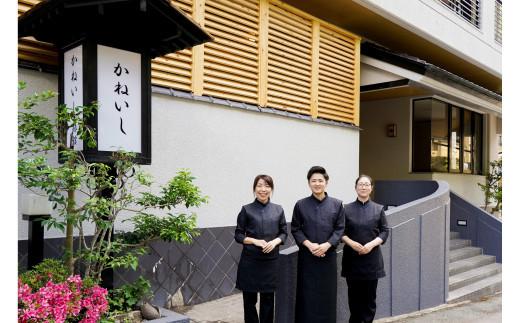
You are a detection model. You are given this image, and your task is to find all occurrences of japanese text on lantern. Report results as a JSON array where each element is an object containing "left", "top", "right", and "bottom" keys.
[
  {"left": 97, "top": 45, "right": 142, "bottom": 153},
  {"left": 113, "top": 62, "right": 130, "bottom": 135},
  {"left": 64, "top": 45, "right": 84, "bottom": 150}
]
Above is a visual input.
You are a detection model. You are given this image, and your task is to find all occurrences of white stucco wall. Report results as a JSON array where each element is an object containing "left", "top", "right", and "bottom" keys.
[
  {"left": 144, "top": 93, "right": 360, "bottom": 229},
  {"left": 359, "top": 96, "right": 488, "bottom": 206},
  {"left": 18, "top": 68, "right": 360, "bottom": 239},
  {"left": 18, "top": 69, "right": 63, "bottom": 240},
  {"left": 357, "top": 0, "right": 502, "bottom": 77}
]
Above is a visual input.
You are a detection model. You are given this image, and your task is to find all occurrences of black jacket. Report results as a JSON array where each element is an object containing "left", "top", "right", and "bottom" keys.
[
  {"left": 291, "top": 193, "right": 345, "bottom": 250},
  {"left": 341, "top": 199, "right": 389, "bottom": 280}
]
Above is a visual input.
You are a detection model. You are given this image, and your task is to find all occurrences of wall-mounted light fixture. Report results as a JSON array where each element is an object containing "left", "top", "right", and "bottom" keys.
[
  {"left": 387, "top": 124, "right": 397, "bottom": 137},
  {"left": 457, "top": 220, "right": 467, "bottom": 226}
]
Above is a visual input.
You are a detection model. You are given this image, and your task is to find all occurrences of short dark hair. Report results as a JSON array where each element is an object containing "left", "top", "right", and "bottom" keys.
[
  {"left": 253, "top": 174, "right": 274, "bottom": 191},
  {"left": 307, "top": 166, "right": 329, "bottom": 181},
  {"left": 355, "top": 174, "right": 373, "bottom": 186}
]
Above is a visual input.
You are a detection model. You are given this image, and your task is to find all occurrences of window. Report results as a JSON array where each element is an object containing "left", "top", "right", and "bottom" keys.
[
  {"left": 439, "top": 0, "right": 481, "bottom": 28},
  {"left": 413, "top": 99, "right": 449, "bottom": 172},
  {"left": 450, "top": 107, "right": 461, "bottom": 172},
  {"left": 412, "top": 98, "right": 483, "bottom": 174},
  {"left": 494, "top": 0, "right": 502, "bottom": 45}
]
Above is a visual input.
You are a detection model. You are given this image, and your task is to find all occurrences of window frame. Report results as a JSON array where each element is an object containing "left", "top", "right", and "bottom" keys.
[
  {"left": 412, "top": 98, "right": 483, "bottom": 175},
  {"left": 439, "top": 0, "right": 481, "bottom": 28}
]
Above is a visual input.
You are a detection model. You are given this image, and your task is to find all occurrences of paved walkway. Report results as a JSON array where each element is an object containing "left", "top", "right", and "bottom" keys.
[
  {"left": 375, "top": 292, "right": 501, "bottom": 323},
  {"left": 174, "top": 291, "right": 501, "bottom": 323},
  {"left": 175, "top": 293, "right": 244, "bottom": 323}
]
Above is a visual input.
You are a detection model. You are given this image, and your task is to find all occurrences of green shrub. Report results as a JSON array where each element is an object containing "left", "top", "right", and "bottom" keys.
[
  {"left": 19, "top": 258, "right": 69, "bottom": 291},
  {"left": 478, "top": 160, "right": 502, "bottom": 214},
  {"left": 108, "top": 276, "right": 153, "bottom": 313},
  {"left": 19, "top": 258, "right": 99, "bottom": 293},
  {"left": 18, "top": 82, "right": 208, "bottom": 280}
]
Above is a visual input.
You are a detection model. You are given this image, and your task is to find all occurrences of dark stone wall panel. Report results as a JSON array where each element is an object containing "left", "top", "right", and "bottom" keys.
[{"left": 19, "top": 224, "right": 296, "bottom": 308}]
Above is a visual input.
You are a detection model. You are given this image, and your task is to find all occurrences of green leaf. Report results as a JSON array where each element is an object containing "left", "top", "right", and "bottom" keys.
[{"left": 19, "top": 83, "right": 210, "bottom": 282}]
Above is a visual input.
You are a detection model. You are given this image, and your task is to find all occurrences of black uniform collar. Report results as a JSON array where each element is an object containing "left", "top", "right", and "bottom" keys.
[
  {"left": 356, "top": 198, "right": 371, "bottom": 206},
  {"left": 254, "top": 198, "right": 270, "bottom": 207},
  {"left": 311, "top": 192, "right": 328, "bottom": 203}
]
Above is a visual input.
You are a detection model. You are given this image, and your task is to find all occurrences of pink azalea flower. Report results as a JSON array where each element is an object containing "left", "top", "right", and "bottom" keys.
[{"left": 18, "top": 275, "right": 108, "bottom": 322}]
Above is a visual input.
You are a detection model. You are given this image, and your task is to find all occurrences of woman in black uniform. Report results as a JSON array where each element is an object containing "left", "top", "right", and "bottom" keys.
[
  {"left": 234, "top": 174, "right": 287, "bottom": 323},
  {"left": 341, "top": 174, "right": 389, "bottom": 323}
]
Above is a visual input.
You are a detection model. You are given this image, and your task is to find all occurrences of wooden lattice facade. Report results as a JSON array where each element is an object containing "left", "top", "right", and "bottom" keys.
[{"left": 18, "top": 0, "right": 361, "bottom": 125}]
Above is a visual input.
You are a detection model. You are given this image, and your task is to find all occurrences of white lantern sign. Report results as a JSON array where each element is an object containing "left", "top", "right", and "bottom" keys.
[{"left": 97, "top": 45, "right": 142, "bottom": 153}]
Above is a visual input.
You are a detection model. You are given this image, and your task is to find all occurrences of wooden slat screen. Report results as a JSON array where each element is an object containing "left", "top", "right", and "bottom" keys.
[
  {"left": 317, "top": 26, "right": 357, "bottom": 123},
  {"left": 18, "top": 0, "right": 361, "bottom": 125},
  {"left": 267, "top": 3, "right": 312, "bottom": 115},
  {"left": 18, "top": 0, "right": 38, "bottom": 15},
  {"left": 202, "top": 0, "right": 260, "bottom": 105},
  {"left": 151, "top": 0, "right": 195, "bottom": 92},
  {"left": 18, "top": 38, "right": 58, "bottom": 67}
]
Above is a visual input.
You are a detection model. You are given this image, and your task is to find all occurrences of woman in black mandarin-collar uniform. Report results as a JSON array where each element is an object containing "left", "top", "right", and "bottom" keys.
[
  {"left": 341, "top": 174, "right": 389, "bottom": 323},
  {"left": 235, "top": 174, "right": 287, "bottom": 323}
]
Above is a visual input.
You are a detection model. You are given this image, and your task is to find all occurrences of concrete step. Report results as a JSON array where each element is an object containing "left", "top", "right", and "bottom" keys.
[
  {"left": 450, "top": 231, "right": 460, "bottom": 240},
  {"left": 449, "top": 254, "right": 497, "bottom": 276},
  {"left": 449, "top": 263, "right": 502, "bottom": 291},
  {"left": 447, "top": 273, "right": 502, "bottom": 303},
  {"left": 450, "top": 238, "right": 471, "bottom": 251},
  {"left": 449, "top": 246, "right": 482, "bottom": 263}
]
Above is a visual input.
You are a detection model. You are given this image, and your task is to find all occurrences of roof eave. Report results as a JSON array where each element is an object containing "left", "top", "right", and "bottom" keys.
[{"left": 18, "top": 0, "right": 213, "bottom": 57}]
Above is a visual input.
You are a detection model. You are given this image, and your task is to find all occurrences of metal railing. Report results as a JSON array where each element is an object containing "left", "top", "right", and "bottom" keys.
[{"left": 439, "top": 0, "right": 481, "bottom": 28}]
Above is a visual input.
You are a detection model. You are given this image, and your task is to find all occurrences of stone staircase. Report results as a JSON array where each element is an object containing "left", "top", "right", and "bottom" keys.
[{"left": 447, "top": 231, "right": 502, "bottom": 303}]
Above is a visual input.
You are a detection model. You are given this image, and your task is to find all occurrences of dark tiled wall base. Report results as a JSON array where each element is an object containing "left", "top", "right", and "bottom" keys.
[
  {"left": 18, "top": 225, "right": 296, "bottom": 307},
  {"left": 18, "top": 236, "right": 90, "bottom": 272}
]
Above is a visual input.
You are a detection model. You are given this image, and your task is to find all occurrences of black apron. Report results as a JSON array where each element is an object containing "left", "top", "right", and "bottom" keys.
[
  {"left": 294, "top": 247, "right": 337, "bottom": 323},
  {"left": 236, "top": 244, "right": 280, "bottom": 292}
]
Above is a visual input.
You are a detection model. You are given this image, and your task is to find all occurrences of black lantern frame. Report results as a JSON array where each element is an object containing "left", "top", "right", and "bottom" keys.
[
  {"left": 58, "top": 38, "right": 153, "bottom": 164},
  {"left": 19, "top": 0, "right": 213, "bottom": 165}
]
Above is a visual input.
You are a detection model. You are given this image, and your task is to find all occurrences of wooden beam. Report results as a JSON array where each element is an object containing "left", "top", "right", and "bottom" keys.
[
  {"left": 192, "top": 0, "right": 205, "bottom": 96},
  {"left": 258, "top": 0, "right": 269, "bottom": 107},
  {"left": 310, "top": 20, "right": 320, "bottom": 119},
  {"left": 353, "top": 37, "right": 361, "bottom": 126}
]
